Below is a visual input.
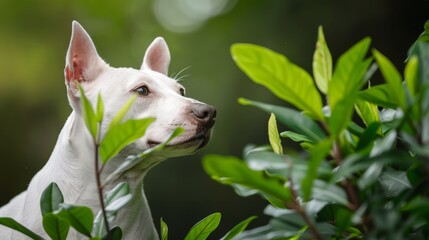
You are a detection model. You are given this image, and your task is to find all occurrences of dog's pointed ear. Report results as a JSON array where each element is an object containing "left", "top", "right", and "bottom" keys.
[
  {"left": 141, "top": 37, "right": 170, "bottom": 75},
  {"left": 65, "top": 21, "right": 106, "bottom": 86}
]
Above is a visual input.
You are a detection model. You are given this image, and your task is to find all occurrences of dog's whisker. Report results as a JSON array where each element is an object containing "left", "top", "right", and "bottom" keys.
[{"left": 171, "top": 66, "right": 191, "bottom": 81}]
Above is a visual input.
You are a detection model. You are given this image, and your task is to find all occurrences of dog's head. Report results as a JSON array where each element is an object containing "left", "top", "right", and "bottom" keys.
[{"left": 64, "top": 21, "right": 216, "bottom": 158}]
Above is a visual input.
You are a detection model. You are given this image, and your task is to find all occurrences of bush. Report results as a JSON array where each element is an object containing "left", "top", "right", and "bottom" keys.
[{"left": 203, "top": 21, "right": 429, "bottom": 239}]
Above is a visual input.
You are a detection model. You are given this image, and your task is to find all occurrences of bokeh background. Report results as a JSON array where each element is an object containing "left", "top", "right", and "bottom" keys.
[{"left": 0, "top": 0, "right": 428, "bottom": 238}]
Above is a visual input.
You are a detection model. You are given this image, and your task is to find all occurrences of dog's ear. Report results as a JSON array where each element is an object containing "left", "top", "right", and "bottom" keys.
[
  {"left": 141, "top": 37, "right": 170, "bottom": 75},
  {"left": 65, "top": 21, "right": 106, "bottom": 87}
]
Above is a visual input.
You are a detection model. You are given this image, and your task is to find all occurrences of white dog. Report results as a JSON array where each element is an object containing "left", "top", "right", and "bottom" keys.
[{"left": 0, "top": 21, "right": 216, "bottom": 240}]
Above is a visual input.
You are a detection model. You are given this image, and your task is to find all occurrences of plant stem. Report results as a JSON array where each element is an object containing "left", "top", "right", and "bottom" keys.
[
  {"left": 94, "top": 140, "right": 111, "bottom": 239},
  {"left": 288, "top": 178, "right": 323, "bottom": 240}
]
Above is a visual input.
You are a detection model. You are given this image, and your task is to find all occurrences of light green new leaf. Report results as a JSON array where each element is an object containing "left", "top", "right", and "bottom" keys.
[
  {"left": 268, "top": 113, "right": 283, "bottom": 154},
  {"left": 203, "top": 155, "right": 292, "bottom": 204},
  {"left": 239, "top": 98, "right": 325, "bottom": 142},
  {"left": 100, "top": 118, "right": 155, "bottom": 163},
  {"left": 96, "top": 93, "right": 104, "bottom": 123},
  {"left": 358, "top": 84, "right": 397, "bottom": 109},
  {"left": 313, "top": 26, "right": 332, "bottom": 94},
  {"left": 280, "top": 131, "right": 314, "bottom": 143},
  {"left": 57, "top": 204, "right": 93, "bottom": 237},
  {"left": 77, "top": 84, "right": 97, "bottom": 139},
  {"left": 405, "top": 56, "right": 418, "bottom": 98},
  {"left": 0, "top": 217, "right": 45, "bottom": 240},
  {"left": 232, "top": 44, "right": 323, "bottom": 119},
  {"left": 373, "top": 50, "right": 406, "bottom": 109},
  {"left": 43, "top": 213, "right": 70, "bottom": 240},
  {"left": 301, "top": 139, "right": 332, "bottom": 201},
  {"left": 328, "top": 37, "right": 371, "bottom": 108},
  {"left": 160, "top": 218, "right": 168, "bottom": 240},
  {"left": 40, "top": 182, "right": 64, "bottom": 216},
  {"left": 109, "top": 95, "right": 137, "bottom": 128},
  {"left": 220, "top": 216, "right": 257, "bottom": 240},
  {"left": 184, "top": 213, "right": 221, "bottom": 240},
  {"left": 354, "top": 99, "right": 380, "bottom": 130}
]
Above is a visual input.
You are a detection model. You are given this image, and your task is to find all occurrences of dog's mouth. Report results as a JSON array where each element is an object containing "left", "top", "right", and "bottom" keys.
[{"left": 147, "top": 126, "right": 213, "bottom": 150}]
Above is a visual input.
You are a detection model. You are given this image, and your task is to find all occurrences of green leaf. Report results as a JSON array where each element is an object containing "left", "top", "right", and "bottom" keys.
[
  {"left": 77, "top": 83, "right": 98, "bottom": 138},
  {"left": 103, "top": 128, "right": 184, "bottom": 185},
  {"left": 57, "top": 204, "right": 94, "bottom": 237},
  {"left": 327, "top": 38, "right": 372, "bottom": 136},
  {"left": 301, "top": 139, "right": 332, "bottom": 201},
  {"left": 373, "top": 49, "right": 406, "bottom": 109},
  {"left": 99, "top": 118, "right": 155, "bottom": 163},
  {"left": 203, "top": 155, "right": 292, "bottom": 204},
  {"left": 108, "top": 95, "right": 137, "bottom": 128},
  {"left": 184, "top": 213, "right": 221, "bottom": 240},
  {"left": 313, "top": 26, "right": 332, "bottom": 94},
  {"left": 160, "top": 218, "right": 168, "bottom": 240},
  {"left": 379, "top": 168, "right": 412, "bottom": 197},
  {"left": 354, "top": 99, "right": 380, "bottom": 129},
  {"left": 221, "top": 216, "right": 257, "bottom": 240},
  {"left": 96, "top": 93, "right": 104, "bottom": 123},
  {"left": 40, "top": 182, "right": 64, "bottom": 216},
  {"left": 358, "top": 84, "right": 397, "bottom": 109},
  {"left": 328, "top": 37, "right": 371, "bottom": 108},
  {"left": 268, "top": 113, "right": 283, "bottom": 154},
  {"left": 43, "top": 213, "right": 70, "bottom": 240},
  {"left": 280, "top": 131, "right": 313, "bottom": 143},
  {"left": 232, "top": 44, "right": 323, "bottom": 119},
  {"left": 102, "top": 227, "right": 122, "bottom": 240},
  {"left": 0, "top": 217, "right": 45, "bottom": 240},
  {"left": 239, "top": 98, "right": 325, "bottom": 143},
  {"left": 405, "top": 56, "right": 418, "bottom": 98},
  {"left": 355, "top": 122, "right": 380, "bottom": 151}
]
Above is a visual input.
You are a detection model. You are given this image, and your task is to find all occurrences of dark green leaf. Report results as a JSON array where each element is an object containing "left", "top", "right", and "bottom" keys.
[
  {"left": 203, "top": 155, "right": 292, "bottom": 204},
  {"left": 355, "top": 122, "right": 380, "bottom": 151},
  {"left": 100, "top": 118, "right": 155, "bottom": 163},
  {"left": 102, "top": 227, "right": 122, "bottom": 240},
  {"left": 313, "top": 26, "right": 332, "bottom": 94},
  {"left": 43, "top": 213, "right": 70, "bottom": 240},
  {"left": 184, "top": 213, "right": 221, "bottom": 240},
  {"left": 268, "top": 113, "right": 283, "bottom": 154},
  {"left": 232, "top": 44, "right": 324, "bottom": 119},
  {"left": 57, "top": 204, "right": 93, "bottom": 237},
  {"left": 239, "top": 98, "right": 325, "bottom": 142},
  {"left": 379, "top": 168, "right": 412, "bottom": 197},
  {"left": 0, "top": 217, "right": 45, "bottom": 240},
  {"left": 40, "top": 182, "right": 64, "bottom": 216},
  {"left": 160, "top": 218, "right": 168, "bottom": 240},
  {"left": 302, "top": 139, "right": 332, "bottom": 201},
  {"left": 77, "top": 83, "right": 97, "bottom": 138},
  {"left": 221, "top": 216, "right": 257, "bottom": 240}
]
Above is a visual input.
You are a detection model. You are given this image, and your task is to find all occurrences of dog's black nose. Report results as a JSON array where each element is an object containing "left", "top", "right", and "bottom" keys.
[{"left": 192, "top": 103, "right": 216, "bottom": 127}]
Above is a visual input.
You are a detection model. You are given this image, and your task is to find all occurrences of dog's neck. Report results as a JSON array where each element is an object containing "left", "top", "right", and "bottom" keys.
[{"left": 49, "top": 110, "right": 159, "bottom": 239}]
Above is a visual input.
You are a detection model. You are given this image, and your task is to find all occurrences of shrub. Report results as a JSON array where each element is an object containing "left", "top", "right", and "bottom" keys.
[{"left": 203, "top": 21, "right": 429, "bottom": 239}]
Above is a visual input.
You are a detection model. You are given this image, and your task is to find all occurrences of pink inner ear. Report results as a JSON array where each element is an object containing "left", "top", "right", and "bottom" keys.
[
  {"left": 72, "top": 55, "right": 85, "bottom": 81},
  {"left": 148, "top": 47, "right": 167, "bottom": 73}
]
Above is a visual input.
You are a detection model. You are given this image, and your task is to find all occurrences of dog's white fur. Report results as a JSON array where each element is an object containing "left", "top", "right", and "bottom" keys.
[{"left": 0, "top": 21, "right": 215, "bottom": 240}]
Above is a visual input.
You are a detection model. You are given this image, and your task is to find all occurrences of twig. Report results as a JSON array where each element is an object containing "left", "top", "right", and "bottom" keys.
[
  {"left": 288, "top": 178, "right": 323, "bottom": 240},
  {"left": 94, "top": 130, "right": 111, "bottom": 239}
]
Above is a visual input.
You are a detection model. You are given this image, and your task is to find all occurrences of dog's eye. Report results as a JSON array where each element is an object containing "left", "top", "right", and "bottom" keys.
[
  {"left": 180, "top": 88, "right": 185, "bottom": 96},
  {"left": 134, "top": 86, "right": 150, "bottom": 96}
]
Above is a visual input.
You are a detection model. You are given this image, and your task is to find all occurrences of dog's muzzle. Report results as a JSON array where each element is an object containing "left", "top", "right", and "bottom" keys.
[{"left": 191, "top": 103, "right": 216, "bottom": 149}]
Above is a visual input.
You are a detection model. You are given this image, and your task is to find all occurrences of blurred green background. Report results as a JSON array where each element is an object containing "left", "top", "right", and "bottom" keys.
[{"left": 0, "top": 0, "right": 428, "bottom": 238}]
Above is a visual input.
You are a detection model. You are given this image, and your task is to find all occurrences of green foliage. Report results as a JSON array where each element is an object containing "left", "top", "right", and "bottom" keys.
[
  {"left": 184, "top": 212, "right": 221, "bottom": 240},
  {"left": 204, "top": 21, "right": 429, "bottom": 239}
]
